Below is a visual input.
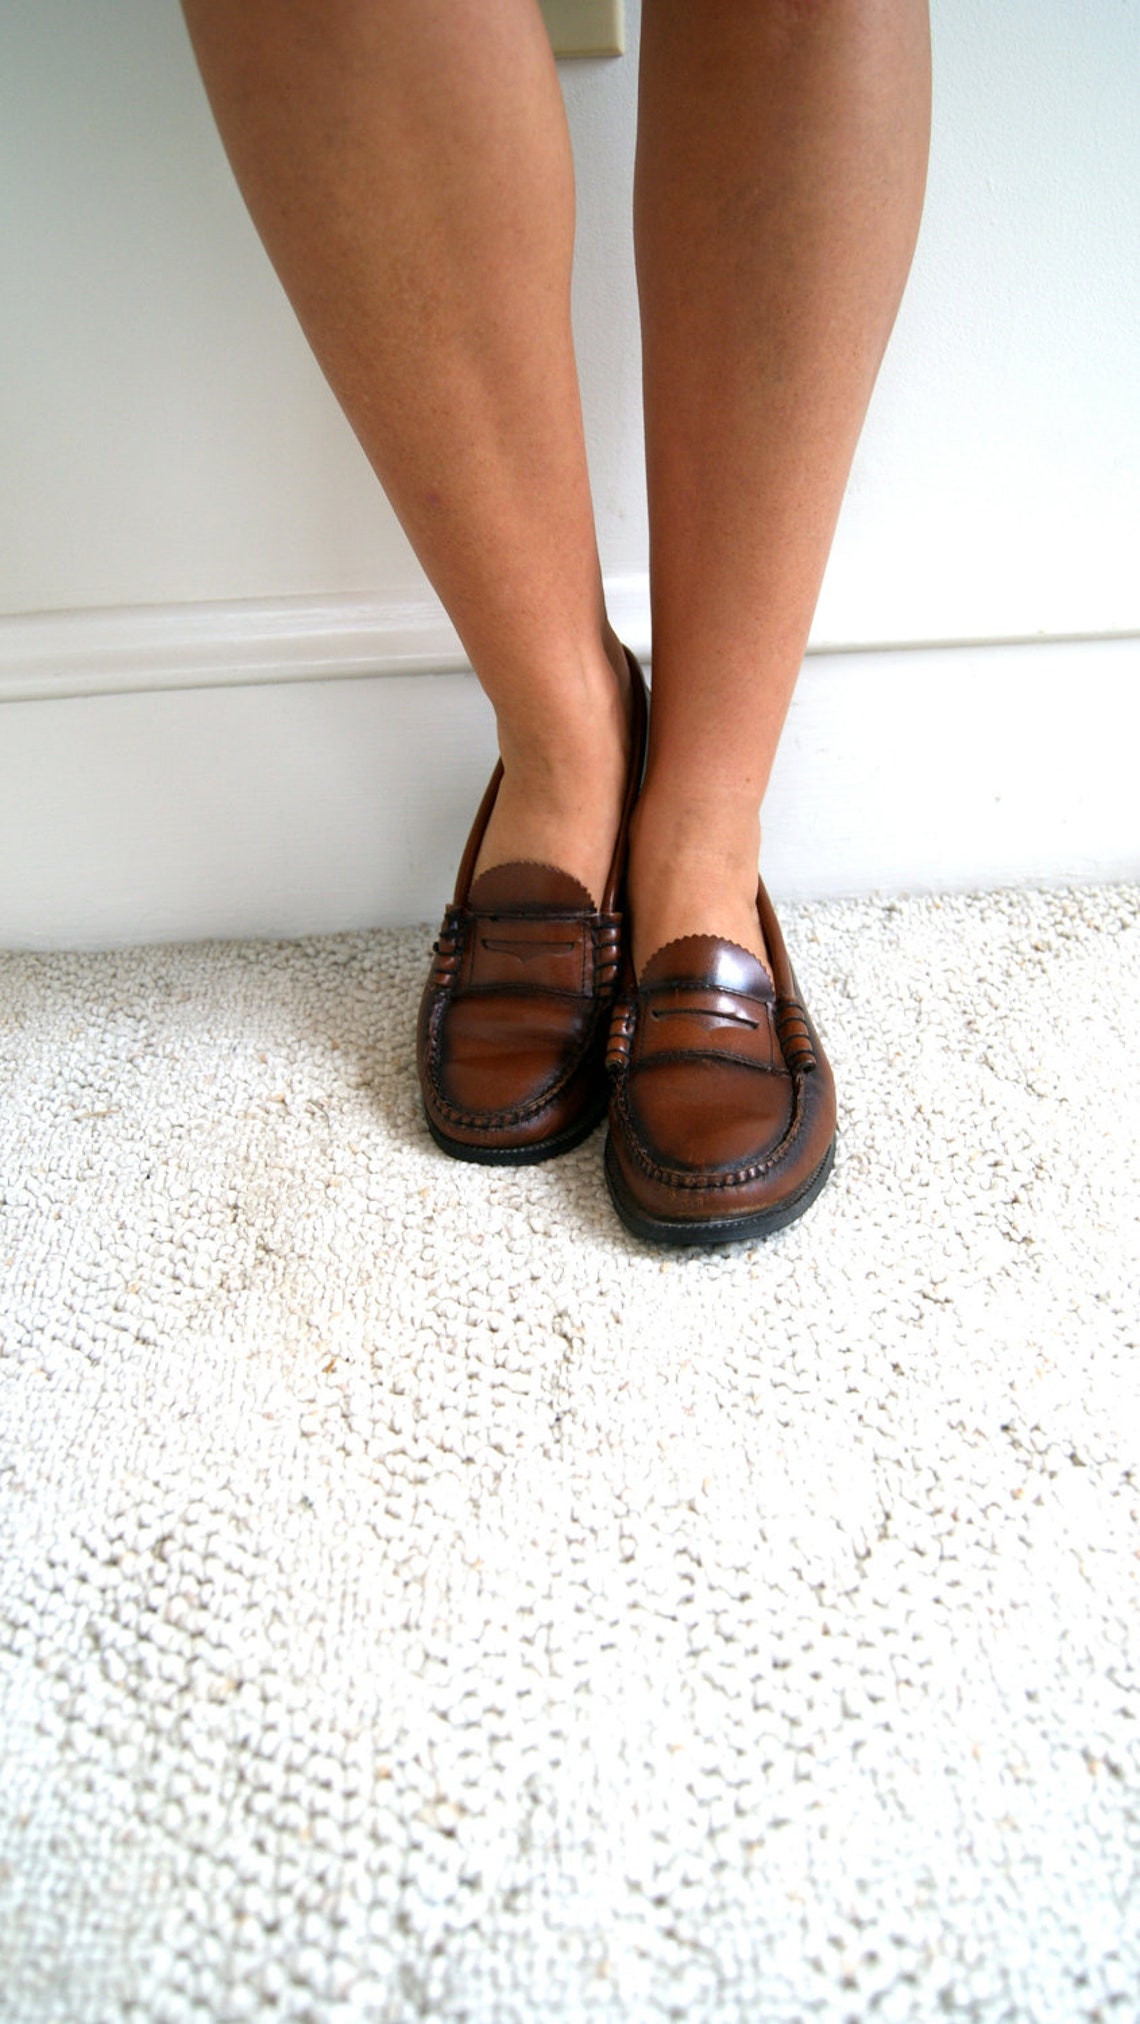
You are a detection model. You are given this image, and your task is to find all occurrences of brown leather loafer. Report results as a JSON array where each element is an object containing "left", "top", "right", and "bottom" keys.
[
  {"left": 603, "top": 879, "right": 836, "bottom": 1245},
  {"left": 417, "top": 647, "right": 648, "bottom": 1164}
]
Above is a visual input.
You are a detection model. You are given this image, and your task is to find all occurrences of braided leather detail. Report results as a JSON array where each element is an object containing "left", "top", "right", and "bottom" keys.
[
  {"left": 605, "top": 997, "right": 637, "bottom": 1077},
  {"left": 776, "top": 998, "right": 817, "bottom": 1073},
  {"left": 429, "top": 908, "right": 465, "bottom": 991},
  {"left": 593, "top": 914, "right": 623, "bottom": 998}
]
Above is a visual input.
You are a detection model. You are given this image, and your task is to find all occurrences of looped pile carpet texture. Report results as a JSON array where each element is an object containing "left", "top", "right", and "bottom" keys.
[{"left": 2, "top": 884, "right": 1138, "bottom": 2023}]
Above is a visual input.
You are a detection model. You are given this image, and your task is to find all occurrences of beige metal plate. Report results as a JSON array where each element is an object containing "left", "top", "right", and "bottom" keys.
[{"left": 539, "top": 0, "right": 624, "bottom": 58}]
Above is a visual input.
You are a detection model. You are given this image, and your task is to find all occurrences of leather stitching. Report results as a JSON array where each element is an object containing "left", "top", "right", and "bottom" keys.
[
  {"left": 424, "top": 993, "right": 607, "bottom": 1128},
  {"left": 606, "top": 986, "right": 822, "bottom": 1192},
  {"left": 422, "top": 908, "right": 621, "bottom": 1130},
  {"left": 625, "top": 1046, "right": 784, "bottom": 1073},
  {"left": 609, "top": 1067, "right": 811, "bottom": 1192}
]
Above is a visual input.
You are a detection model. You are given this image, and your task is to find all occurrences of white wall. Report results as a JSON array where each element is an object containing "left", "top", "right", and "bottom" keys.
[
  {"left": 0, "top": 0, "right": 1137, "bottom": 946},
  {"left": 3, "top": 0, "right": 1137, "bottom": 636}
]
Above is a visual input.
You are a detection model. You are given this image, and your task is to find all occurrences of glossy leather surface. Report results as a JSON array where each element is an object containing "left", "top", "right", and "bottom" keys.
[
  {"left": 417, "top": 647, "right": 648, "bottom": 1163},
  {"left": 605, "top": 880, "right": 837, "bottom": 1243}
]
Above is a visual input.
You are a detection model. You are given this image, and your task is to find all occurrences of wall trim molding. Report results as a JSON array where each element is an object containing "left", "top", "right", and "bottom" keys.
[
  {"left": 0, "top": 581, "right": 647, "bottom": 706},
  {"left": 2, "top": 584, "right": 1137, "bottom": 707},
  {"left": 0, "top": 592, "right": 471, "bottom": 706},
  {"left": 2, "top": 629, "right": 1136, "bottom": 950}
]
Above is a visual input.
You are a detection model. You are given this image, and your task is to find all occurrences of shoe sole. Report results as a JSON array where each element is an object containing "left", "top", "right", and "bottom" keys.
[
  {"left": 425, "top": 1088, "right": 609, "bottom": 1167},
  {"left": 603, "top": 1130, "right": 837, "bottom": 1249}
]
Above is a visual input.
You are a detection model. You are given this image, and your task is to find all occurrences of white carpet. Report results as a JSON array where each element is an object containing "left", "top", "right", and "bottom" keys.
[{"left": 2, "top": 884, "right": 1139, "bottom": 2024}]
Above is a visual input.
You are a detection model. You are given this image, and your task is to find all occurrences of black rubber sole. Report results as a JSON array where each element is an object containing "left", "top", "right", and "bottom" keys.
[
  {"left": 604, "top": 1130, "right": 837, "bottom": 1249},
  {"left": 424, "top": 1088, "right": 609, "bottom": 1167}
]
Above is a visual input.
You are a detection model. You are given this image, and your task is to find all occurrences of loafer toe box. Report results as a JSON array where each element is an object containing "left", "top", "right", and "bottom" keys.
[
  {"left": 430, "top": 990, "right": 598, "bottom": 1125},
  {"left": 626, "top": 1055, "right": 794, "bottom": 1176},
  {"left": 604, "top": 894, "right": 837, "bottom": 1245}
]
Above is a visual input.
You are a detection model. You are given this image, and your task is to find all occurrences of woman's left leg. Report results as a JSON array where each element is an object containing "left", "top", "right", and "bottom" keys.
[
  {"left": 630, "top": 0, "right": 932, "bottom": 975},
  {"left": 604, "top": 0, "right": 930, "bottom": 1243}
]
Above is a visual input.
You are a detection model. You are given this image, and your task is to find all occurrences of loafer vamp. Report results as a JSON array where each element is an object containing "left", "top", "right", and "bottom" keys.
[
  {"left": 626, "top": 1054, "right": 794, "bottom": 1175},
  {"left": 431, "top": 983, "right": 600, "bottom": 1121},
  {"left": 417, "top": 872, "right": 624, "bottom": 1156},
  {"left": 605, "top": 912, "right": 837, "bottom": 1244}
]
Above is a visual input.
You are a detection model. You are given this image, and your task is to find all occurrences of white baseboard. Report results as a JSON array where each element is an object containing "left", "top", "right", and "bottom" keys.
[
  {"left": 0, "top": 581, "right": 653, "bottom": 706},
  {"left": 1, "top": 595, "right": 1136, "bottom": 950}
]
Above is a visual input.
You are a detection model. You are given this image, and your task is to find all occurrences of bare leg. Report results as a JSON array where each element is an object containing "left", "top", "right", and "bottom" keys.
[
  {"left": 630, "top": 0, "right": 931, "bottom": 972},
  {"left": 180, "top": 0, "right": 629, "bottom": 904}
]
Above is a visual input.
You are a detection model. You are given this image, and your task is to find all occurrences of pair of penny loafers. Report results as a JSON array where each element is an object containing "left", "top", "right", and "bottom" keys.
[{"left": 416, "top": 647, "right": 836, "bottom": 1246}]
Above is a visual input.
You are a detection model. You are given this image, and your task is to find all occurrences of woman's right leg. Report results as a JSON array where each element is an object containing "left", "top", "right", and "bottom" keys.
[{"left": 180, "top": 0, "right": 630, "bottom": 905}]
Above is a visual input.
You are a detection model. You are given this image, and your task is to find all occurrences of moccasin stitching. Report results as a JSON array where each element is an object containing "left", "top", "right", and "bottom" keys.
[
  {"left": 609, "top": 1070, "right": 810, "bottom": 1192},
  {"left": 424, "top": 1018, "right": 606, "bottom": 1128},
  {"left": 608, "top": 987, "right": 815, "bottom": 1192},
  {"left": 423, "top": 967, "right": 614, "bottom": 1131}
]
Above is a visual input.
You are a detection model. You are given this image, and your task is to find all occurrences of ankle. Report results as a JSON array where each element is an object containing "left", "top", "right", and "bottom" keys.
[
  {"left": 472, "top": 638, "right": 633, "bottom": 903},
  {"left": 496, "top": 644, "right": 630, "bottom": 794},
  {"left": 497, "top": 713, "right": 625, "bottom": 819},
  {"left": 627, "top": 795, "right": 767, "bottom": 978},
  {"left": 629, "top": 790, "right": 761, "bottom": 883}
]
